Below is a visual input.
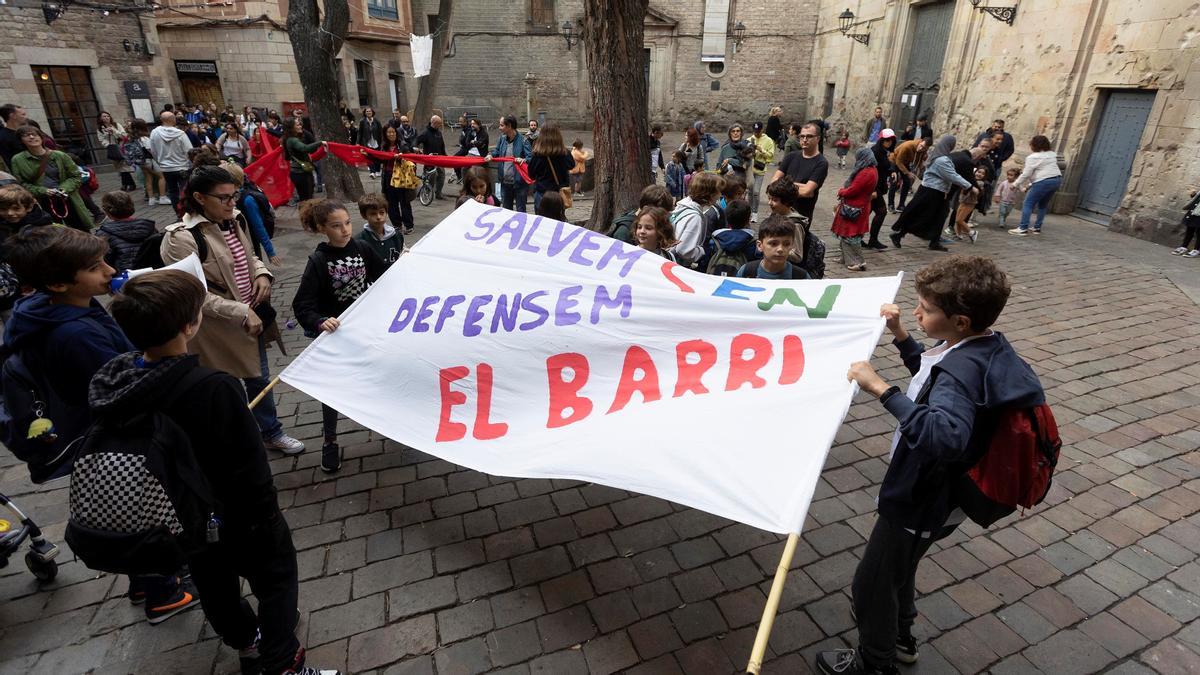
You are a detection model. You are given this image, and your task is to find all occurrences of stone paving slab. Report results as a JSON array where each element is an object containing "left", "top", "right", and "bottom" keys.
[{"left": 0, "top": 154, "right": 1198, "bottom": 674}]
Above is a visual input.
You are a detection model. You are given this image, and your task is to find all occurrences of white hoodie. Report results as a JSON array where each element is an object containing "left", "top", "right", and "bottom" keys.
[{"left": 149, "top": 125, "right": 193, "bottom": 172}]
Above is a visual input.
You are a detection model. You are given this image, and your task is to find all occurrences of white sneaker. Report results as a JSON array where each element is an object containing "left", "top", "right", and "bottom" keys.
[
  {"left": 263, "top": 434, "right": 305, "bottom": 455},
  {"left": 1008, "top": 228, "right": 1027, "bottom": 236},
  {"left": 158, "top": 196, "right": 172, "bottom": 205},
  {"left": 1186, "top": 249, "right": 1200, "bottom": 258},
  {"left": 751, "top": 214, "right": 758, "bottom": 223},
  {"left": 147, "top": 197, "right": 156, "bottom": 206},
  {"left": 1171, "top": 246, "right": 1188, "bottom": 255},
  {"left": 969, "top": 229, "right": 978, "bottom": 244}
]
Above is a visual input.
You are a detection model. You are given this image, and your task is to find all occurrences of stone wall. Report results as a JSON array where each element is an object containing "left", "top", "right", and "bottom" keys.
[
  {"left": 0, "top": 2, "right": 169, "bottom": 129},
  {"left": 406, "top": 0, "right": 817, "bottom": 130},
  {"left": 807, "top": 0, "right": 1200, "bottom": 246}
]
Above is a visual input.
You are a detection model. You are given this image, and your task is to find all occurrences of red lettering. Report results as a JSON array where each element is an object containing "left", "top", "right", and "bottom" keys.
[
  {"left": 673, "top": 339, "right": 718, "bottom": 398},
  {"left": 607, "top": 346, "right": 662, "bottom": 413},
  {"left": 778, "top": 335, "right": 805, "bottom": 385},
  {"left": 473, "top": 363, "right": 509, "bottom": 440},
  {"left": 725, "top": 333, "right": 774, "bottom": 391},
  {"left": 436, "top": 366, "right": 470, "bottom": 442},
  {"left": 546, "top": 353, "right": 593, "bottom": 428},
  {"left": 660, "top": 261, "right": 694, "bottom": 294}
]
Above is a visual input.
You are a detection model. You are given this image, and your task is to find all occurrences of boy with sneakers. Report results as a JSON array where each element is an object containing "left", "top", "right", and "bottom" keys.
[
  {"left": 97, "top": 269, "right": 336, "bottom": 675},
  {"left": 356, "top": 192, "right": 403, "bottom": 267},
  {"left": 816, "top": 256, "right": 1043, "bottom": 675},
  {"left": 3, "top": 225, "right": 196, "bottom": 623}
]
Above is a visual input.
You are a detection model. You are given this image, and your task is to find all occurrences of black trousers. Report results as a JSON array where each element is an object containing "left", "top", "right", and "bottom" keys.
[
  {"left": 1183, "top": 224, "right": 1200, "bottom": 249},
  {"left": 290, "top": 171, "right": 315, "bottom": 202},
  {"left": 852, "top": 515, "right": 958, "bottom": 669},
  {"left": 382, "top": 179, "right": 414, "bottom": 230},
  {"left": 321, "top": 403, "right": 339, "bottom": 441},
  {"left": 888, "top": 172, "right": 912, "bottom": 209},
  {"left": 868, "top": 193, "right": 888, "bottom": 245},
  {"left": 164, "top": 170, "right": 188, "bottom": 208},
  {"left": 189, "top": 510, "right": 300, "bottom": 675}
]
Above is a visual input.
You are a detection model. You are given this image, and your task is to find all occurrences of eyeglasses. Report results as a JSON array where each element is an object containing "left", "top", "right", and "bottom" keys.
[
  {"left": 798, "top": 134, "right": 817, "bottom": 139},
  {"left": 205, "top": 193, "right": 238, "bottom": 204}
]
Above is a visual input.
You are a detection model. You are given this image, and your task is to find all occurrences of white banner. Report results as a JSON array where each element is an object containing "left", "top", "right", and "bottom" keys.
[{"left": 281, "top": 202, "right": 902, "bottom": 534}]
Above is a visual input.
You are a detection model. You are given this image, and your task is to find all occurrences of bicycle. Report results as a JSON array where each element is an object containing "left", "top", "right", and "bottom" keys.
[{"left": 417, "top": 168, "right": 437, "bottom": 206}]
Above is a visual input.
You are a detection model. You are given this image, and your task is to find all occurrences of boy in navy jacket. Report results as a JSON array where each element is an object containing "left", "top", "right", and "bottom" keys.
[{"left": 817, "top": 256, "right": 1043, "bottom": 675}]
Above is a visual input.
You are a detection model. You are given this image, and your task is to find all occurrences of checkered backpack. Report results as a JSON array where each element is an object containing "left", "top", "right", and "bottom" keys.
[{"left": 65, "top": 369, "right": 221, "bottom": 575}]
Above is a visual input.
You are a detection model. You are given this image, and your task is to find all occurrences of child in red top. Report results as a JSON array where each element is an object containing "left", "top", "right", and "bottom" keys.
[{"left": 834, "top": 131, "right": 852, "bottom": 169}]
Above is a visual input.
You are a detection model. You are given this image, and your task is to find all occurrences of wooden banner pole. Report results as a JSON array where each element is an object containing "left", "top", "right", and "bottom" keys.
[
  {"left": 745, "top": 532, "right": 800, "bottom": 674},
  {"left": 248, "top": 375, "right": 281, "bottom": 410}
]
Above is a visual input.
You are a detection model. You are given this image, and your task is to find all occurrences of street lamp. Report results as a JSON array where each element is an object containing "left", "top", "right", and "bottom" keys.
[
  {"left": 729, "top": 20, "right": 747, "bottom": 49},
  {"left": 968, "top": 0, "right": 1018, "bottom": 26},
  {"left": 562, "top": 21, "right": 579, "bottom": 50},
  {"left": 837, "top": 9, "right": 870, "bottom": 46}
]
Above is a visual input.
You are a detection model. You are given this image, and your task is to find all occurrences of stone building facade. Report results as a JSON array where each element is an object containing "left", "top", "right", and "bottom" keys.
[
  {"left": 0, "top": 0, "right": 169, "bottom": 164},
  {"left": 406, "top": 0, "right": 817, "bottom": 129},
  {"left": 806, "top": 0, "right": 1200, "bottom": 246}
]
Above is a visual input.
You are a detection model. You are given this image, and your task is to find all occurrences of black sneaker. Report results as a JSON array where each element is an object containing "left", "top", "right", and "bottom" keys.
[
  {"left": 145, "top": 579, "right": 201, "bottom": 624},
  {"left": 321, "top": 442, "right": 341, "bottom": 473},
  {"left": 895, "top": 635, "right": 919, "bottom": 664},
  {"left": 866, "top": 240, "right": 888, "bottom": 251},
  {"left": 889, "top": 232, "right": 903, "bottom": 249},
  {"left": 815, "top": 649, "right": 899, "bottom": 675}
]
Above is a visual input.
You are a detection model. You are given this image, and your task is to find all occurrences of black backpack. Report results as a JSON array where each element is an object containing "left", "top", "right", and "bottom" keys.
[
  {"left": 130, "top": 226, "right": 208, "bottom": 270},
  {"left": 740, "top": 260, "right": 812, "bottom": 280},
  {"left": 65, "top": 368, "right": 222, "bottom": 575},
  {"left": 0, "top": 340, "right": 94, "bottom": 484}
]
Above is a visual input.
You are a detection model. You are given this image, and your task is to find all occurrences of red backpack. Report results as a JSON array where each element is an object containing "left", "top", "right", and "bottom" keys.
[{"left": 955, "top": 403, "right": 1061, "bottom": 527}]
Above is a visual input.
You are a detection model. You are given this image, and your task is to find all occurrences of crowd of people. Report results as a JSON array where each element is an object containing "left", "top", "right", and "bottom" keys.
[{"left": 0, "top": 93, "right": 1195, "bottom": 675}]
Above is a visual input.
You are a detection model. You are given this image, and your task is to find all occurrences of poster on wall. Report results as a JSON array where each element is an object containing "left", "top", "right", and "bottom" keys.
[{"left": 123, "top": 81, "right": 153, "bottom": 123}]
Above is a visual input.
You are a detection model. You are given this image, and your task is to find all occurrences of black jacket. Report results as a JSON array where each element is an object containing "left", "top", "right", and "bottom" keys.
[
  {"left": 292, "top": 239, "right": 386, "bottom": 335},
  {"left": 415, "top": 125, "right": 446, "bottom": 155},
  {"left": 88, "top": 353, "right": 281, "bottom": 528},
  {"left": 358, "top": 117, "right": 383, "bottom": 148},
  {"left": 871, "top": 140, "right": 894, "bottom": 192},
  {"left": 878, "top": 333, "right": 1043, "bottom": 531},
  {"left": 528, "top": 153, "right": 576, "bottom": 193},
  {"left": 98, "top": 217, "right": 157, "bottom": 270}
]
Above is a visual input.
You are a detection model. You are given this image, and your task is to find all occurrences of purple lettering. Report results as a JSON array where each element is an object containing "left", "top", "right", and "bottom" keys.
[
  {"left": 517, "top": 217, "right": 542, "bottom": 254},
  {"left": 568, "top": 230, "right": 603, "bottom": 266},
  {"left": 486, "top": 212, "right": 527, "bottom": 249},
  {"left": 388, "top": 297, "right": 418, "bottom": 333},
  {"left": 519, "top": 290, "right": 550, "bottom": 330},
  {"left": 591, "top": 285, "right": 633, "bottom": 324},
  {"left": 490, "top": 293, "right": 523, "bottom": 333},
  {"left": 554, "top": 285, "right": 584, "bottom": 326},
  {"left": 463, "top": 294, "right": 494, "bottom": 337},
  {"left": 465, "top": 208, "right": 504, "bottom": 241},
  {"left": 547, "top": 221, "right": 584, "bottom": 256},
  {"left": 412, "top": 295, "right": 441, "bottom": 333},
  {"left": 435, "top": 294, "right": 466, "bottom": 333},
  {"left": 596, "top": 240, "right": 647, "bottom": 278}
]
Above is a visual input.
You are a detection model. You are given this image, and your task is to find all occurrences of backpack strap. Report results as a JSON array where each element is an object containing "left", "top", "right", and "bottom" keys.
[
  {"left": 744, "top": 260, "right": 759, "bottom": 277},
  {"left": 162, "top": 365, "right": 220, "bottom": 410}
]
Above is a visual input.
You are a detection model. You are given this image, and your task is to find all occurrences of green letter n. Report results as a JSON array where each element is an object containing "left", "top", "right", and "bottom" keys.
[{"left": 756, "top": 285, "right": 842, "bottom": 318}]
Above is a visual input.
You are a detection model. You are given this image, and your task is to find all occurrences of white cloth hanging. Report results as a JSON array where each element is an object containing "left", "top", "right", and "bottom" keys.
[{"left": 410, "top": 34, "right": 433, "bottom": 78}]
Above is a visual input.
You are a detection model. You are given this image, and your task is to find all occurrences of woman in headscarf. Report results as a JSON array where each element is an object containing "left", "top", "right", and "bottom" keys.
[
  {"left": 889, "top": 135, "right": 975, "bottom": 251},
  {"left": 831, "top": 147, "right": 877, "bottom": 272}
]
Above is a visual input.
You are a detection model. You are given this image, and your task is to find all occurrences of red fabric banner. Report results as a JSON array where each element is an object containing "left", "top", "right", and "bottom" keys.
[{"left": 239, "top": 139, "right": 532, "bottom": 209}]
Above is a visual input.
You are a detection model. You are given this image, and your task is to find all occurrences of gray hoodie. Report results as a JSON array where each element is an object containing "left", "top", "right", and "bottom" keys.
[{"left": 149, "top": 124, "right": 193, "bottom": 172}]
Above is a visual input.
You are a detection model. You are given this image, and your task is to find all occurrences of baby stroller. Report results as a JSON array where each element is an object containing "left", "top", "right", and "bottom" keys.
[{"left": 0, "top": 492, "right": 59, "bottom": 582}]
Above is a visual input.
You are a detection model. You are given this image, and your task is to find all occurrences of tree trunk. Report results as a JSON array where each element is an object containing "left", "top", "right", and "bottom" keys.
[
  {"left": 413, "top": 0, "right": 453, "bottom": 125},
  {"left": 287, "top": 0, "right": 363, "bottom": 201},
  {"left": 583, "top": 0, "right": 650, "bottom": 231}
]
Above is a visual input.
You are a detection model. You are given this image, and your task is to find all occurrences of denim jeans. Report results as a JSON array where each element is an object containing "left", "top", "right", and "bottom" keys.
[
  {"left": 749, "top": 173, "right": 765, "bottom": 216},
  {"left": 243, "top": 335, "right": 282, "bottom": 441},
  {"left": 1019, "top": 175, "right": 1061, "bottom": 231},
  {"left": 997, "top": 202, "right": 1014, "bottom": 228},
  {"left": 501, "top": 182, "right": 528, "bottom": 213}
]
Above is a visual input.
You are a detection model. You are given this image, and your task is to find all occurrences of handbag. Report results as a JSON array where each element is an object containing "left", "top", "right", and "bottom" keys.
[
  {"left": 838, "top": 203, "right": 863, "bottom": 221},
  {"left": 753, "top": 160, "right": 766, "bottom": 171},
  {"left": 548, "top": 158, "right": 572, "bottom": 208},
  {"left": 106, "top": 144, "right": 125, "bottom": 162},
  {"left": 390, "top": 159, "right": 420, "bottom": 190}
]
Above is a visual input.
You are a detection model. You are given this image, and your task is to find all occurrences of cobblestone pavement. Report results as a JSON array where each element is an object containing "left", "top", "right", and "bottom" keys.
[{"left": 0, "top": 152, "right": 1198, "bottom": 675}]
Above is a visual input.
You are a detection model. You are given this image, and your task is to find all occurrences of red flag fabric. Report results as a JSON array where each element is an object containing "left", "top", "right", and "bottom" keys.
[
  {"left": 324, "top": 142, "right": 532, "bottom": 183},
  {"left": 243, "top": 146, "right": 293, "bottom": 207}
]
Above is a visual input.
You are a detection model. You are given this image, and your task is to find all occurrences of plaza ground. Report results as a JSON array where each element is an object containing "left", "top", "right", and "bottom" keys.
[{"left": 0, "top": 145, "right": 1198, "bottom": 674}]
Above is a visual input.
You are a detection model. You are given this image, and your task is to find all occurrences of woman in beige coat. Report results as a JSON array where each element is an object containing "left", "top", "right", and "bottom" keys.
[{"left": 160, "top": 164, "right": 305, "bottom": 454}]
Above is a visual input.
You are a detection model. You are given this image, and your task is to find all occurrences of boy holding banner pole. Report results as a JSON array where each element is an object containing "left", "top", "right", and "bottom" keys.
[{"left": 802, "top": 256, "right": 1043, "bottom": 675}]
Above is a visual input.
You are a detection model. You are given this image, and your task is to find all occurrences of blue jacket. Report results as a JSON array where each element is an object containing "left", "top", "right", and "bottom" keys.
[
  {"left": 493, "top": 133, "right": 531, "bottom": 184},
  {"left": 878, "top": 332, "right": 1043, "bottom": 531},
  {"left": 704, "top": 227, "right": 760, "bottom": 269},
  {"left": 4, "top": 292, "right": 134, "bottom": 406},
  {"left": 665, "top": 162, "right": 686, "bottom": 198}
]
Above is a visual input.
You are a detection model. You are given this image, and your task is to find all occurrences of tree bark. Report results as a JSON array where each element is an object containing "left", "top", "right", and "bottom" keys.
[
  {"left": 287, "top": 0, "right": 363, "bottom": 201},
  {"left": 583, "top": 0, "right": 650, "bottom": 231},
  {"left": 412, "top": 0, "right": 453, "bottom": 126}
]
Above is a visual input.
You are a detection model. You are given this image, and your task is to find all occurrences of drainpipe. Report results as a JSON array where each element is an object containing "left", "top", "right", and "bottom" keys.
[{"left": 523, "top": 72, "right": 537, "bottom": 125}]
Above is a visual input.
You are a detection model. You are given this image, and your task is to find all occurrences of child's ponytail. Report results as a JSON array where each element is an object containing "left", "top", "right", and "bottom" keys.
[{"left": 299, "top": 198, "right": 346, "bottom": 233}]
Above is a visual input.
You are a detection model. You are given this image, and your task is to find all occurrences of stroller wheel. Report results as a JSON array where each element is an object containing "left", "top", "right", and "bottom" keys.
[{"left": 25, "top": 551, "right": 57, "bottom": 583}]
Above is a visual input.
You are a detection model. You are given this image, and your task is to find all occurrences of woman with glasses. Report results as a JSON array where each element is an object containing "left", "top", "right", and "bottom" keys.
[{"left": 717, "top": 123, "right": 755, "bottom": 189}]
